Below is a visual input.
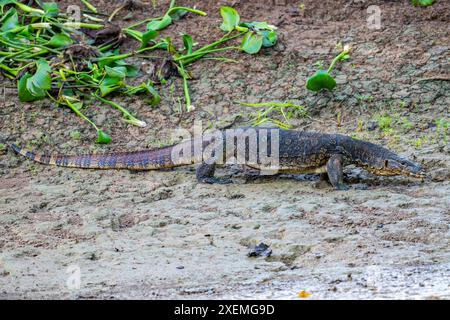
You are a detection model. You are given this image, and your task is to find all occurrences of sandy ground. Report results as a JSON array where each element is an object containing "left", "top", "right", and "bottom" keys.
[{"left": 0, "top": 0, "right": 449, "bottom": 299}]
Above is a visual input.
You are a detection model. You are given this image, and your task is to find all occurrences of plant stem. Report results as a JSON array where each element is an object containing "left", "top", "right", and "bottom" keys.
[
  {"left": 182, "top": 74, "right": 191, "bottom": 112},
  {"left": 62, "top": 22, "right": 104, "bottom": 29},
  {"left": 177, "top": 46, "right": 239, "bottom": 64},
  {"left": 83, "top": 14, "right": 104, "bottom": 22},
  {"left": 60, "top": 95, "right": 99, "bottom": 131},
  {"left": 191, "top": 32, "right": 243, "bottom": 54},
  {"left": 166, "top": 7, "right": 207, "bottom": 17},
  {"left": 125, "top": 16, "right": 163, "bottom": 30},
  {"left": 238, "top": 101, "right": 305, "bottom": 109},
  {"left": 81, "top": 0, "right": 97, "bottom": 14},
  {"left": 177, "top": 62, "right": 192, "bottom": 112},
  {"left": 14, "top": 2, "right": 45, "bottom": 15},
  {"left": 108, "top": 4, "right": 126, "bottom": 22},
  {"left": 92, "top": 94, "right": 146, "bottom": 127},
  {"left": 327, "top": 48, "right": 351, "bottom": 74}
]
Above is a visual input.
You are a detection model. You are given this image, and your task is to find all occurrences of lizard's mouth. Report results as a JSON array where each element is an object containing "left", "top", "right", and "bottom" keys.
[
  {"left": 406, "top": 170, "right": 427, "bottom": 179},
  {"left": 365, "top": 164, "right": 426, "bottom": 178}
]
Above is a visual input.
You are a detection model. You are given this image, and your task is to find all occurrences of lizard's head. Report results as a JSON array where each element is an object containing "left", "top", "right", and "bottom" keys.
[{"left": 365, "top": 155, "right": 426, "bottom": 178}]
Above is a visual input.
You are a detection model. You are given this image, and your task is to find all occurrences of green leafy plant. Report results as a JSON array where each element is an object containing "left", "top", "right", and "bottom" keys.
[
  {"left": 376, "top": 115, "right": 394, "bottom": 133},
  {"left": 122, "top": 4, "right": 278, "bottom": 112},
  {"left": 1, "top": 1, "right": 280, "bottom": 143},
  {"left": 238, "top": 101, "right": 307, "bottom": 129},
  {"left": 435, "top": 118, "right": 449, "bottom": 145},
  {"left": 0, "top": 1, "right": 163, "bottom": 143},
  {"left": 306, "top": 45, "right": 351, "bottom": 92}
]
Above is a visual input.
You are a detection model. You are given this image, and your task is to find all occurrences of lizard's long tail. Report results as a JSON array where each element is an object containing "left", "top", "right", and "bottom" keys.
[{"left": 9, "top": 142, "right": 196, "bottom": 170}]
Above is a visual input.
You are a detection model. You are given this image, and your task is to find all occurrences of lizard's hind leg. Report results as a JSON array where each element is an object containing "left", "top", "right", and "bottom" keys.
[{"left": 196, "top": 163, "right": 232, "bottom": 184}]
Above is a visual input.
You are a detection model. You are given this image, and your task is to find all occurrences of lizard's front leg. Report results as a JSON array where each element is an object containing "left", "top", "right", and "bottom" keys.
[
  {"left": 326, "top": 154, "right": 349, "bottom": 190},
  {"left": 196, "top": 163, "right": 232, "bottom": 184}
]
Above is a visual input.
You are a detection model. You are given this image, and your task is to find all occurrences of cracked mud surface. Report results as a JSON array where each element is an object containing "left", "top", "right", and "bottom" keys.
[{"left": 0, "top": 0, "right": 449, "bottom": 299}]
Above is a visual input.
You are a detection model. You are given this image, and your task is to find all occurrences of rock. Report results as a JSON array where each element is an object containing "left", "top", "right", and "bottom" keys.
[{"left": 248, "top": 243, "right": 272, "bottom": 258}]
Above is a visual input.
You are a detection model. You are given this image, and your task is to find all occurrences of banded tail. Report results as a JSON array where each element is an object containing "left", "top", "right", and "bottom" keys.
[{"left": 9, "top": 143, "right": 193, "bottom": 170}]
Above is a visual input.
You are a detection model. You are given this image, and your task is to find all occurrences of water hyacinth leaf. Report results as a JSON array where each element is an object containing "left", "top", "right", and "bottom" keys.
[
  {"left": 182, "top": 34, "right": 194, "bottom": 54},
  {"left": 306, "top": 70, "right": 336, "bottom": 92},
  {"left": 124, "top": 64, "right": 139, "bottom": 77},
  {"left": 26, "top": 60, "right": 52, "bottom": 98},
  {"left": 0, "top": 8, "right": 19, "bottom": 32},
  {"left": 220, "top": 6, "right": 239, "bottom": 32},
  {"left": 18, "top": 73, "right": 41, "bottom": 102},
  {"left": 47, "top": 33, "right": 73, "bottom": 47},
  {"left": 123, "top": 28, "right": 142, "bottom": 41},
  {"left": 146, "top": 84, "right": 161, "bottom": 105},
  {"left": 241, "top": 32, "right": 263, "bottom": 54},
  {"left": 99, "top": 76, "right": 124, "bottom": 96},
  {"left": 42, "top": 2, "right": 59, "bottom": 17},
  {"left": 147, "top": 15, "right": 172, "bottom": 31},
  {"left": 105, "top": 65, "right": 127, "bottom": 79},
  {"left": 240, "top": 21, "right": 271, "bottom": 30},
  {"left": 169, "top": 8, "right": 187, "bottom": 20},
  {"left": 114, "top": 60, "right": 140, "bottom": 77},
  {"left": 140, "top": 29, "right": 158, "bottom": 48},
  {"left": 261, "top": 30, "right": 277, "bottom": 47},
  {"left": 71, "top": 102, "right": 83, "bottom": 111},
  {"left": 126, "top": 82, "right": 160, "bottom": 106},
  {"left": 96, "top": 130, "right": 111, "bottom": 144}
]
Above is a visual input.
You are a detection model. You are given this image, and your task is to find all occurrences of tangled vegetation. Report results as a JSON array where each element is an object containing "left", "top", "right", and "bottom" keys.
[{"left": 0, "top": 0, "right": 278, "bottom": 143}]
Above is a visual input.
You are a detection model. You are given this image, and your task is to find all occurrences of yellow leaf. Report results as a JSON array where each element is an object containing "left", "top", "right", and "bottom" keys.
[{"left": 298, "top": 290, "right": 312, "bottom": 298}]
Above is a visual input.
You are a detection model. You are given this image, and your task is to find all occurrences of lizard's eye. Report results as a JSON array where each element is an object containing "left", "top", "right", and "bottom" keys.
[{"left": 384, "top": 160, "right": 389, "bottom": 167}]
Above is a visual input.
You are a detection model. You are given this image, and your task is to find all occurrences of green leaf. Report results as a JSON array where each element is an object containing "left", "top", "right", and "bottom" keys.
[
  {"left": 126, "top": 82, "right": 160, "bottom": 106},
  {"left": 0, "top": 7, "right": 19, "bottom": 32},
  {"left": 240, "top": 21, "right": 271, "bottom": 30},
  {"left": 140, "top": 29, "right": 158, "bottom": 49},
  {"left": 47, "top": 33, "right": 73, "bottom": 47},
  {"left": 182, "top": 34, "right": 194, "bottom": 54},
  {"left": 42, "top": 2, "right": 59, "bottom": 17},
  {"left": 145, "top": 84, "right": 161, "bottom": 106},
  {"left": 26, "top": 60, "right": 51, "bottom": 98},
  {"left": 306, "top": 70, "right": 337, "bottom": 92},
  {"left": 71, "top": 102, "right": 83, "bottom": 111},
  {"left": 124, "top": 64, "right": 139, "bottom": 77},
  {"left": 123, "top": 28, "right": 142, "bottom": 41},
  {"left": 18, "top": 73, "right": 41, "bottom": 102},
  {"left": 241, "top": 32, "right": 263, "bottom": 54},
  {"left": 411, "top": 0, "right": 435, "bottom": 6},
  {"left": 96, "top": 130, "right": 111, "bottom": 144},
  {"left": 147, "top": 15, "right": 172, "bottom": 31},
  {"left": 113, "top": 60, "right": 140, "bottom": 77},
  {"left": 261, "top": 30, "right": 277, "bottom": 47},
  {"left": 169, "top": 8, "right": 188, "bottom": 20},
  {"left": 99, "top": 76, "right": 124, "bottom": 96},
  {"left": 105, "top": 65, "right": 127, "bottom": 79},
  {"left": 220, "top": 6, "right": 240, "bottom": 32}
]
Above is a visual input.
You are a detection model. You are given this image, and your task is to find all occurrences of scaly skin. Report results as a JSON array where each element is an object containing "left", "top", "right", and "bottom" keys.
[{"left": 8, "top": 128, "right": 426, "bottom": 190}]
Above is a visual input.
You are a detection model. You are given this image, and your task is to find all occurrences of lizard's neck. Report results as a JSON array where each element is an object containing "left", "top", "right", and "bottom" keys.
[{"left": 340, "top": 136, "right": 392, "bottom": 172}]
